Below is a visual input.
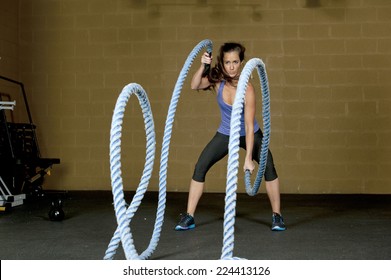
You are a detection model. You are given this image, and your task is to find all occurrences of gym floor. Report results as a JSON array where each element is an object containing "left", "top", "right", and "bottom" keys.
[{"left": 1, "top": 191, "right": 390, "bottom": 260}]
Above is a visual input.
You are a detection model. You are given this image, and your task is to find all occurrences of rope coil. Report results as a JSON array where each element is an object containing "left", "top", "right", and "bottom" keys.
[
  {"left": 104, "top": 83, "right": 156, "bottom": 260},
  {"left": 104, "top": 40, "right": 271, "bottom": 260},
  {"left": 104, "top": 39, "right": 213, "bottom": 260},
  {"left": 243, "top": 60, "right": 271, "bottom": 197},
  {"left": 222, "top": 58, "right": 271, "bottom": 260}
]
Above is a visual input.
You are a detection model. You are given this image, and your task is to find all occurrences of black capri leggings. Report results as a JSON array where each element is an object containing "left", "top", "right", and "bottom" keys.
[{"left": 192, "top": 129, "right": 278, "bottom": 182}]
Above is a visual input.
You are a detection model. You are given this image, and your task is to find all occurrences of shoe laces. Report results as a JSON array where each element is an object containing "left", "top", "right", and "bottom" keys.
[
  {"left": 179, "top": 213, "right": 193, "bottom": 224},
  {"left": 272, "top": 213, "right": 283, "bottom": 224}
]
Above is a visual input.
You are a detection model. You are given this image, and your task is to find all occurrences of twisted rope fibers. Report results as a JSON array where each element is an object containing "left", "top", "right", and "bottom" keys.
[
  {"left": 221, "top": 58, "right": 271, "bottom": 260},
  {"left": 104, "top": 83, "right": 156, "bottom": 260},
  {"left": 244, "top": 60, "right": 271, "bottom": 197},
  {"left": 104, "top": 39, "right": 213, "bottom": 260}
]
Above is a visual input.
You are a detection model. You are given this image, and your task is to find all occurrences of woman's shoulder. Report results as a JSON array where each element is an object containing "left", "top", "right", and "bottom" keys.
[{"left": 246, "top": 81, "right": 254, "bottom": 91}]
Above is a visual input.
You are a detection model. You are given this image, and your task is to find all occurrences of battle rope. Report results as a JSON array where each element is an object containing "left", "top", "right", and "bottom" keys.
[
  {"left": 104, "top": 40, "right": 271, "bottom": 260},
  {"left": 221, "top": 58, "right": 271, "bottom": 260},
  {"left": 243, "top": 59, "right": 271, "bottom": 197},
  {"left": 104, "top": 83, "right": 156, "bottom": 260},
  {"left": 104, "top": 39, "right": 213, "bottom": 260}
]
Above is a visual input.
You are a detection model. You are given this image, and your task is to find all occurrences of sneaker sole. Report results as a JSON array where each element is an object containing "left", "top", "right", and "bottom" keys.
[
  {"left": 271, "top": 226, "right": 286, "bottom": 231},
  {"left": 174, "top": 224, "right": 196, "bottom": 231}
]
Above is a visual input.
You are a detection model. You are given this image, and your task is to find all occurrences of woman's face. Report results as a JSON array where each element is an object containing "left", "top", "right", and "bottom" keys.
[{"left": 223, "top": 50, "right": 241, "bottom": 78}]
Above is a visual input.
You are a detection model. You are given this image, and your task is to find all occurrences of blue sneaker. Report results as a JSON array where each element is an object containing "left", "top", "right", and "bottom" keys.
[
  {"left": 175, "top": 213, "right": 195, "bottom": 231},
  {"left": 271, "top": 213, "right": 286, "bottom": 231}
]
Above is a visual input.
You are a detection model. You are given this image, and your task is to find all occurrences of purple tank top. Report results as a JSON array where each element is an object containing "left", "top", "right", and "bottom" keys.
[{"left": 217, "top": 81, "right": 260, "bottom": 136}]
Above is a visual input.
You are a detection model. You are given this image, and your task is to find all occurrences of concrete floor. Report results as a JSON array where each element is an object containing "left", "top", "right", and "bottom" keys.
[{"left": 0, "top": 191, "right": 390, "bottom": 260}]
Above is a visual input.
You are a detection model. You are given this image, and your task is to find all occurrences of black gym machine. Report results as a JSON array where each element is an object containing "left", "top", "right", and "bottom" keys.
[{"left": 0, "top": 75, "right": 61, "bottom": 211}]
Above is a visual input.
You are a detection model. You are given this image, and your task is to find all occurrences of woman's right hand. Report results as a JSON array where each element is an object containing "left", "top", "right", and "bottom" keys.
[
  {"left": 191, "top": 52, "right": 213, "bottom": 89},
  {"left": 201, "top": 52, "right": 212, "bottom": 65}
]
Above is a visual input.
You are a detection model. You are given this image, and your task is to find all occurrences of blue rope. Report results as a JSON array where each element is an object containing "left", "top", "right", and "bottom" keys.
[
  {"left": 104, "top": 83, "right": 156, "bottom": 260},
  {"left": 221, "top": 58, "right": 271, "bottom": 260},
  {"left": 243, "top": 60, "right": 271, "bottom": 197},
  {"left": 104, "top": 39, "right": 212, "bottom": 260}
]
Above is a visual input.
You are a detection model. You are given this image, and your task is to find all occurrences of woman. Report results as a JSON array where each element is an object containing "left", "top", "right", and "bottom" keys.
[{"left": 175, "top": 42, "right": 286, "bottom": 231}]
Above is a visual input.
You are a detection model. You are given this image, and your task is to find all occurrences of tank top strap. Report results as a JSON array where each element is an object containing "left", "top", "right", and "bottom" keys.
[{"left": 217, "top": 80, "right": 225, "bottom": 102}]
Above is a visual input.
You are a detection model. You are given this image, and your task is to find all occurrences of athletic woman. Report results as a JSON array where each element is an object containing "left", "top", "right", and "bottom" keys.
[{"left": 175, "top": 42, "right": 286, "bottom": 231}]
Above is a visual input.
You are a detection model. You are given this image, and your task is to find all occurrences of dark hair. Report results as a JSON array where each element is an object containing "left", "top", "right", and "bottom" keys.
[{"left": 208, "top": 42, "right": 246, "bottom": 85}]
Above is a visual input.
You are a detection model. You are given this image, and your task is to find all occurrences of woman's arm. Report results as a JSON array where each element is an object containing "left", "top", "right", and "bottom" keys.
[
  {"left": 190, "top": 52, "right": 212, "bottom": 90},
  {"left": 243, "top": 82, "right": 256, "bottom": 173}
]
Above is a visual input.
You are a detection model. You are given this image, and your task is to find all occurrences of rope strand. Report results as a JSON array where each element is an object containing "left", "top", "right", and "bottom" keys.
[{"left": 222, "top": 58, "right": 271, "bottom": 260}]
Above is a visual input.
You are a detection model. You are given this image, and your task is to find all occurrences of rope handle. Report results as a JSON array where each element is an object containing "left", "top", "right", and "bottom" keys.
[{"left": 202, "top": 52, "right": 212, "bottom": 77}]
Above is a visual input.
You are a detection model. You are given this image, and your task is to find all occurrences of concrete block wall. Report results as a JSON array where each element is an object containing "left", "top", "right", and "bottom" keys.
[
  {"left": 1, "top": 0, "right": 390, "bottom": 193},
  {"left": 0, "top": 0, "right": 18, "bottom": 79}
]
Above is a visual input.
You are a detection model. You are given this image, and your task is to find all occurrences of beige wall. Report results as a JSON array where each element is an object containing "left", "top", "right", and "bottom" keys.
[
  {"left": 0, "top": 0, "right": 18, "bottom": 79},
  {"left": 1, "top": 0, "right": 390, "bottom": 194}
]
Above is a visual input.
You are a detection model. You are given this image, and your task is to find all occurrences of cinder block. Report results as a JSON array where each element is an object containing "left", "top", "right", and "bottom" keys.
[
  {"left": 284, "top": 70, "right": 314, "bottom": 85},
  {"left": 346, "top": 8, "right": 377, "bottom": 22},
  {"left": 60, "top": 30, "right": 88, "bottom": 43},
  {"left": 364, "top": 179, "right": 391, "bottom": 194},
  {"left": 104, "top": 43, "right": 132, "bottom": 57},
  {"left": 62, "top": 58, "right": 90, "bottom": 73},
  {"left": 299, "top": 25, "right": 329, "bottom": 39},
  {"left": 252, "top": 40, "right": 283, "bottom": 55},
  {"left": 89, "top": 0, "right": 118, "bottom": 14},
  {"left": 330, "top": 24, "right": 361, "bottom": 38},
  {"left": 311, "top": 132, "right": 346, "bottom": 147},
  {"left": 315, "top": 70, "right": 347, "bottom": 85},
  {"left": 314, "top": 39, "right": 345, "bottom": 54},
  {"left": 314, "top": 101, "right": 345, "bottom": 116},
  {"left": 330, "top": 55, "right": 362, "bottom": 69},
  {"left": 118, "top": 28, "right": 147, "bottom": 42},
  {"left": 332, "top": 86, "right": 363, "bottom": 100},
  {"left": 90, "top": 29, "right": 118, "bottom": 43},
  {"left": 75, "top": 43, "right": 104, "bottom": 57},
  {"left": 362, "top": 23, "right": 391, "bottom": 37},
  {"left": 378, "top": 69, "right": 391, "bottom": 84},
  {"left": 284, "top": 101, "right": 314, "bottom": 116},
  {"left": 76, "top": 73, "right": 104, "bottom": 88},
  {"left": 346, "top": 132, "right": 378, "bottom": 147},
  {"left": 363, "top": 55, "right": 391, "bottom": 68},
  {"left": 346, "top": 39, "right": 377, "bottom": 53},
  {"left": 62, "top": 1, "right": 89, "bottom": 14},
  {"left": 76, "top": 15, "right": 104, "bottom": 29},
  {"left": 347, "top": 101, "right": 377, "bottom": 117},
  {"left": 329, "top": 180, "right": 364, "bottom": 194},
  {"left": 300, "top": 55, "right": 331, "bottom": 70},
  {"left": 283, "top": 9, "right": 314, "bottom": 24},
  {"left": 283, "top": 40, "right": 314, "bottom": 55}
]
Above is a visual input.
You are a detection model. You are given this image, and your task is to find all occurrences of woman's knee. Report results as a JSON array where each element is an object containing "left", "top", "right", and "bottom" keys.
[{"left": 192, "top": 163, "right": 207, "bottom": 182}]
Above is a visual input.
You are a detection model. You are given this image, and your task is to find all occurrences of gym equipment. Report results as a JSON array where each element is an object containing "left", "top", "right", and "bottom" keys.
[
  {"left": 0, "top": 100, "right": 26, "bottom": 209},
  {"left": 104, "top": 84, "right": 156, "bottom": 260},
  {"left": 104, "top": 39, "right": 271, "bottom": 260},
  {"left": 104, "top": 39, "right": 212, "bottom": 260},
  {"left": 0, "top": 100, "right": 15, "bottom": 110},
  {"left": 0, "top": 75, "right": 60, "bottom": 198},
  {"left": 48, "top": 198, "right": 65, "bottom": 221}
]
